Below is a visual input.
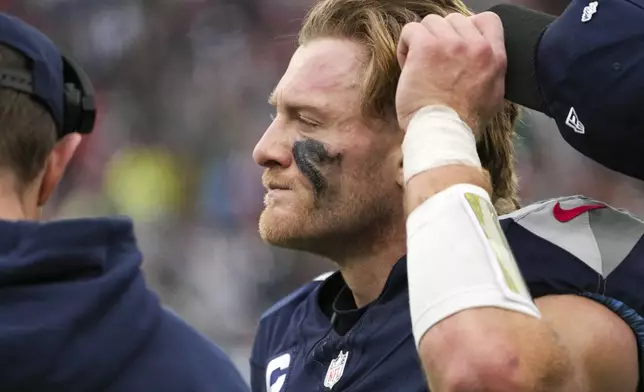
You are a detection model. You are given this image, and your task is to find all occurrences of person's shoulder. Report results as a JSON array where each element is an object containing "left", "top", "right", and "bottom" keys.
[
  {"left": 252, "top": 272, "right": 331, "bottom": 364},
  {"left": 106, "top": 307, "right": 249, "bottom": 392},
  {"left": 259, "top": 271, "right": 331, "bottom": 324},
  {"left": 500, "top": 195, "right": 644, "bottom": 312},
  {"left": 159, "top": 307, "right": 236, "bottom": 358},
  {"left": 158, "top": 309, "right": 249, "bottom": 389}
]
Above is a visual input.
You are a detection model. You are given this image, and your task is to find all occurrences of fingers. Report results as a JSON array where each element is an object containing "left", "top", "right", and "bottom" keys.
[
  {"left": 397, "top": 21, "right": 434, "bottom": 68},
  {"left": 420, "top": 14, "right": 458, "bottom": 41},
  {"left": 444, "top": 13, "right": 483, "bottom": 42},
  {"left": 470, "top": 12, "right": 507, "bottom": 66},
  {"left": 416, "top": 13, "right": 501, "bottom": 65},
  {"left": 417, "top": 12, "right": 505, "bottom": 57},
  {"left": 395, "top": 10, "right": 507, "bottom": 125}
]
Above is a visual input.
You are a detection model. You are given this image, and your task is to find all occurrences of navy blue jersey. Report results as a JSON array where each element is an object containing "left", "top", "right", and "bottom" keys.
[
  {"left": 251, "top": 195, "right": 644, "bottom": 392},
  {"left": 0, "top": 217, "right": 249, "bottom": 392}
]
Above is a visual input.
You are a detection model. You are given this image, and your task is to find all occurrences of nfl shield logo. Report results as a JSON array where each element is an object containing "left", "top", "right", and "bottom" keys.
[{"left": 323, "top": 350, "right": 349, "bottom": 389}]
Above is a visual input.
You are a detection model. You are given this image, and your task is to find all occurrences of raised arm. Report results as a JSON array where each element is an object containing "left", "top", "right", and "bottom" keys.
[{"left": 396, "top": 12, "right": 639, "bottom": 392}]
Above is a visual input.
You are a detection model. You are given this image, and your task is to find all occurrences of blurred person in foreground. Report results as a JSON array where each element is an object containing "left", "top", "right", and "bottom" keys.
[
  {"left": 250, "top": 0, "right": 643, "bottom": 391},
  {"left": 0, "top": 13, "right": 248, "bottom": 392}
]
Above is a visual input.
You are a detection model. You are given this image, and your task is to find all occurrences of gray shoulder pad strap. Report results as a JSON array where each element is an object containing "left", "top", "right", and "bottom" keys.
[{"left": 501, "top": 195, "right": 644, "bottom": 278}]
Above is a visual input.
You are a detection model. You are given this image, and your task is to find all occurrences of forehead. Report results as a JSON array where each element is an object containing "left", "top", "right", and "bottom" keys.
[{"left": 272, "top": 38, "right": 364, "bottom": 112}]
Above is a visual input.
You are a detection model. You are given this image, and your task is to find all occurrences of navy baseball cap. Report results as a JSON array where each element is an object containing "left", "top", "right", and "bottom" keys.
[
  {"left": 0, "top": 13, "right": 64, "bottom": 131},
  {"left": 0, "top": 12, "right": 96, "bottom": 136},
  {"left": 490, "top": 1, "right": 644, "bottom": 181}
]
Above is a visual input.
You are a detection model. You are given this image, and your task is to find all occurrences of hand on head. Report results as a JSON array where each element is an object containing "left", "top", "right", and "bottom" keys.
[{"left": 396, "top": 12, "right": 507, "bottom": 135}]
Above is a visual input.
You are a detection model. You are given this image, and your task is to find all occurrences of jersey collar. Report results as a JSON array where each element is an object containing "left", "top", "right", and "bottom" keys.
[{"left": 317, "top": 256, "right": 408, "bottom": 325}]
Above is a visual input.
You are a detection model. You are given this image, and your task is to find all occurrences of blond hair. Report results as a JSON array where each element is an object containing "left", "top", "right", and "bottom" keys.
[{"left": 299, "top": 0, "right": 520, "bottom": 213}]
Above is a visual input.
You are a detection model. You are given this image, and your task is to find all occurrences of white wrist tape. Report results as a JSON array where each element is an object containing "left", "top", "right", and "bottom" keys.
[
  {"left": 407, "top": 184, "right": 541, "bottom": 347},
  {"left": 402, "top": 105, "right": 481, "bottom": 184}
]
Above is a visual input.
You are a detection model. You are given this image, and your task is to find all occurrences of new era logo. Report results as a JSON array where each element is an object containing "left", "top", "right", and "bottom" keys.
[
  {"left": 565, "top": 107, "right": 585, "bottom": 134},
  {"left": 581, "top": 1, "right": 598, "bottom": 22}
]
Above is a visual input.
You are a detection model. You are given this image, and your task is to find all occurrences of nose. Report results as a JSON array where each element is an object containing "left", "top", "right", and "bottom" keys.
[{"left": 253, "top": 116, "right": 293, "bottom": 169}]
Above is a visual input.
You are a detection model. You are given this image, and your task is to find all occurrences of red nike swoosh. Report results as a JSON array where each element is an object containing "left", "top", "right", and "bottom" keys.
[{"left": 553, "top": 202, "right": 606, "bottom": 223}]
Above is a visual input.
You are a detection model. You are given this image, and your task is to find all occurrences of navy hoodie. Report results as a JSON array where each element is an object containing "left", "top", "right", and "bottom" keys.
[{"left": 0, "top": 217, "right": 249, "bottom": 392}]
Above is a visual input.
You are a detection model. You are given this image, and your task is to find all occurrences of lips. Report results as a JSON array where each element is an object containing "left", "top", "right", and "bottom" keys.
[
  {"left": 267, "top": 183, "right": 291, "bottom": 191},
  {"left": 263, "top": 184, "right": 293, "bottom": 206}
]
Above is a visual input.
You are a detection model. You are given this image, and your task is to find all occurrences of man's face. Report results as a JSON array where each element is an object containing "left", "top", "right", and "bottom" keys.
[{"left": 253, "top": 38, "right": 403, "bottom": 254}]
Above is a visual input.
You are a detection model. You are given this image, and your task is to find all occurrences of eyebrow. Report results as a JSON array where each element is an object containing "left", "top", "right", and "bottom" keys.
[{"left": 268, "top": 89, "right": 330, "bottom": 118}]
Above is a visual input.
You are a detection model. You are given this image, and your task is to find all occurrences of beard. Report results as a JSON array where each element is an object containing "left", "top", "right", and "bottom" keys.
[{"left": 258, "top": 176, "right": 401, "bottom": 259}]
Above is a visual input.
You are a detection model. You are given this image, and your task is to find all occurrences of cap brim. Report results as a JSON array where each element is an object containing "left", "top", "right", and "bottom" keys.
[{"left": 488, "top": 4, "right": 556, "bottom": 113}]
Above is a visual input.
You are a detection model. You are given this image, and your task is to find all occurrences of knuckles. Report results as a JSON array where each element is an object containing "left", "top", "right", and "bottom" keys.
[
  {"left": 416, "top": 36, "right": 496, "bottom": 67},
  {"left": 446, "top": 38, "right": 468, "bottom": 57},
  {"left": 403, "top": 14, "right": 506, "bottom": 77},
  {"left": 420, "top": 13, "right": 443, "bottom": 26},
  {"left": 468, "top": 40, "right": 494, "bottom": 62},
  {"left": 495, "top": 48, "right": 508, "bottom": 72},
  {"left": 444, "top": 12, "right": 467, "bottom": 22}
]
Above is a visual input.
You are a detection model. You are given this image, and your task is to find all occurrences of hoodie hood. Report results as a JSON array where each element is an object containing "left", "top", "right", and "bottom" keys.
[{"left": 0, "top": 217, "right": 161, "bottom": 392}]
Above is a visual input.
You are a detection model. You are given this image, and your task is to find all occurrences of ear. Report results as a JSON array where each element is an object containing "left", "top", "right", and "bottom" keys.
[
  {"left": 37, "top": 133, "right": 83, "bottom": 206},
  {"left": 383, "top": 122, "right": 405, "bottom": 188}
]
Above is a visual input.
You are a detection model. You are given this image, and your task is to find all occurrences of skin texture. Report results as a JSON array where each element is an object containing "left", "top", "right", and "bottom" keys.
[
  {"left": 253, "top": 37, "right": 406, "bottom": 306},
  {"left": 0, "top": 133, "right": 81, "bottom": 221}
]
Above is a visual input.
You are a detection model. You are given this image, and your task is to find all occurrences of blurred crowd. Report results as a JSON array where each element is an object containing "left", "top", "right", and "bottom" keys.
[{"left": 3, "top": 0, "right": 644, "bottom": 382}]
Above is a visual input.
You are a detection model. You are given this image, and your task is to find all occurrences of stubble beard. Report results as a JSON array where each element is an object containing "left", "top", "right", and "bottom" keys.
[{"left": 257, "top": 188, "right": 398, "bottom": 260}]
